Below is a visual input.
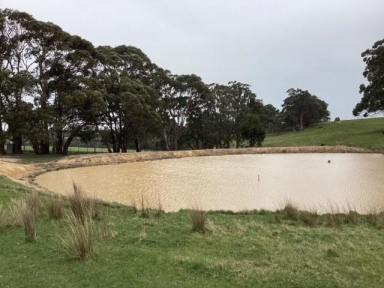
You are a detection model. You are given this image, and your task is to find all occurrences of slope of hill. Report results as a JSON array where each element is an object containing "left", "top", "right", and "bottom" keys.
[{"left": 264, "top": 118, "right": 384, "bottom": 151}]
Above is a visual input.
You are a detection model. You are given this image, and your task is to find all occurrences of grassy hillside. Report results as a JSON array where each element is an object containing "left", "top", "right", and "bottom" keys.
[
  {"left": 264, "top": 117, "right": 384, "bottom": 151},
  {"left": 2, "top": 176, "right": 384, "bottom": 287}
]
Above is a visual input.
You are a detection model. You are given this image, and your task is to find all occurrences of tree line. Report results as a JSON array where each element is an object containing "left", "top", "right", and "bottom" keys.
[{"left": 0, "top": 9, "right": 332, "bottom": 155}]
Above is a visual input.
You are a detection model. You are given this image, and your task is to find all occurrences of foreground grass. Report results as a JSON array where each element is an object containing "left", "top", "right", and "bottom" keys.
[
  {"left": 265, "top": 117, "right": 384, "bottom": 151},
  {"left": 1, "top": 177, "right": 384, "bottom": 287}
]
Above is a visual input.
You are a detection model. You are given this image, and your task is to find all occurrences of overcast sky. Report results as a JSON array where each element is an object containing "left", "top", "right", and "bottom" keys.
[{"left": 2, "top": 0, "right": 383, "bottom": 118}]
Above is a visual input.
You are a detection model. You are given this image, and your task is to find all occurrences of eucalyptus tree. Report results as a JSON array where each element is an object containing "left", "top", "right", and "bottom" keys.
[
  {"left": 263, "top": 104, "right": 282, "bottom": 133},
  {"left": 282, "top": 88, "right": 329, "bottom": 130},
  {"left": 49, "top": 36, "right": 104, "bottom": 155},
  {"left": 96, "top": 45, "right": 160, "bottom": 152},
  {"left": 353, "top": 39, "right": 384, "bottom": 116},
  {"left": 158, "top": 74, "right": 209, "bottom": 150},
  {"left": 0, "top": 9, "right": 33, "bottom": 153}
]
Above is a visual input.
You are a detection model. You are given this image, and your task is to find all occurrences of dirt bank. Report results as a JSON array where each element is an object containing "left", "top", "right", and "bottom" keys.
[{"left": 0, "top": 160, "right": 35, "bottom": 181}]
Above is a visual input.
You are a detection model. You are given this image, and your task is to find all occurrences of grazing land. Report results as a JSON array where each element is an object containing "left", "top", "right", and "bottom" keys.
[
  {"left": 1, "top": 176, "right": 384, "bottom": 288},
  {"left": 265, "top": 118, "right": 384, "bottom": 151}
]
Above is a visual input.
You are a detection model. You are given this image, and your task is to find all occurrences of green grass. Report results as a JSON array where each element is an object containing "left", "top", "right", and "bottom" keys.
[
  {"left": 265, "top": 117, "right": 384, "bottom": 151},
  {"left": 1, "top": 176, "right": 384, "bottom": 287}
]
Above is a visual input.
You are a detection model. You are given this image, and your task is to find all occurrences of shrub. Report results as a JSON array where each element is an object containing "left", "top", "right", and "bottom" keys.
[{"left": 190, "top": 209, "right": 207, "bottom": 233}]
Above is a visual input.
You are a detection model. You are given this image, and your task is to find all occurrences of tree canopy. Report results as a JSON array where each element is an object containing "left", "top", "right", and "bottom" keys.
[
  {"left": 0, "top": 8, "right": 333, "bottom": 154},
  {"left": 281, "top": 88, "right": 329, "bottom": 130},
  {"left": 353, "top": 39, "right": 384, "bottom": 116}
]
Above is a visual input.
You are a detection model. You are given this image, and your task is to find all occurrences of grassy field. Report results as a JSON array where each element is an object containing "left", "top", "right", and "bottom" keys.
[
  {"left": 265, "top": 117, "right": 384, "bottom": 151},
  {"left": 1, "top": 177, "right": 384, "bottom": 287}
]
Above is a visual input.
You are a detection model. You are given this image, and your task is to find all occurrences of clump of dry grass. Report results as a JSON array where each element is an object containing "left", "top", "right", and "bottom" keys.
[
  {"left": 7, "top": 199, "right": 24, "bottom": 226},
  {"left": 46, "top": 197, "right": 65, "bottom": 220},
  {"left": 19, "top": 200, "right": 37, "bottom": 242},
  {"left": 60, "top": 211, "right": 95, "bottom": 260},
  {"left": 0, "top": 204, "right": 13, "bottom": 228},
  {"left": 154, "top": 197, "right": 164, "bottom": 218},
  {"left": 139, "top": 195, "right": 150, "bottom": 218},
  {"left": 6, "top": 193, "right": 41, "bottom": 241},
  {"left": 97, "top": 208, "right": 116, "bottom": 240},
  {"left": 25, "top": 192, "right": 41, "bottom": 217},
  {"left": 69, "top": 183, "right": 101, "bottom": 223},
  {"left": 281, "top": 201, "right": 299, "bottom": 220},
  {"left": 190, "top": 209, "right": 207, "bottom": 233},
  {"left": 299, "top": 210, "right": 320, "bottom": 227}
]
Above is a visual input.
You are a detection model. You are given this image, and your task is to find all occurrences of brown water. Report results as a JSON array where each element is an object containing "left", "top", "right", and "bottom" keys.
[{"left": 36, "top": 153, "right": 384, "bottom": 213}]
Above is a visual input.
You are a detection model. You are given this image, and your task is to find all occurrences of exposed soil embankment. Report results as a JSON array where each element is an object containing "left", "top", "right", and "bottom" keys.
[{"left": 0, "top": 160, "right": 34, "bottom": 181}]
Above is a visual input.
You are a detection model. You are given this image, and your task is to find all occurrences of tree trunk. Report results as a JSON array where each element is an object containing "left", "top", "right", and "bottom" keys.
[
  {"left": 134, "top": 138, "right": 141, "bottom": 152},
  {"left": 39, "top": 141, "right": 50, "bottom": 154},
  {"left": 163, "top": 128, "right": 170, "bottom": 151},
  {"left": 299, "top": 113, "right": 304, "bottom": 130},
  {"left": 62, "top": 135, "right": 75, "bottom": 155},
  {"left": 0, "top": 122, "right": 5, "bottom": 155},
  {"left": 106, "top": 143, "right": 112, "bottom": 153},
  {"left": 12, "top": 135, "right": 23, "bottom": 154},
  {"left": 54, "top": 130, "right": 63, "bottom": 154},
  {"left": 235, "top": 137, "right": 240, "bottom": 148}
]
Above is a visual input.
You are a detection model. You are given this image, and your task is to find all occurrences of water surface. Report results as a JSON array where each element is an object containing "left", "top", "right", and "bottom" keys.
[{"left": 36, "top": 153, "right": 384, "bottom": 213}]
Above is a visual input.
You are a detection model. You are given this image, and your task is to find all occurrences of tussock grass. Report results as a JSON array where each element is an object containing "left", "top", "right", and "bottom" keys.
[
  {"left": 19, "top": 200, "right": 37, "bottom": 242},
  {"left": 46, "top": 197, "right": 64, "bottom": 220},
  {"left": 24, "top": 192, "right": 41, "bottom": 217},
  {"left": 154, "top": 197, "right": 164, "bottom": 218},
  {"left": 0, "top": 204, "right": 12, "bottom": 228},
  {"left": 69, "top": 183, "right": 100, "bottom": 223},
  {"left": 97, "top": 208, "right": 115, "bottom": 240},
  {"left": 281, "top": 201, "right": 299, "bottom": 220},
  {"left": 190, "top": 209, "right": 207, "bottom": 233},
  {"left": 60, "top": 211, "right": 95, "bottom": 260},
  {"left": 299, "top": 210, "right": 320, "bottom": 227},
  {"left": 139, "top": 195, "right": 150, "bottom": 218}
]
